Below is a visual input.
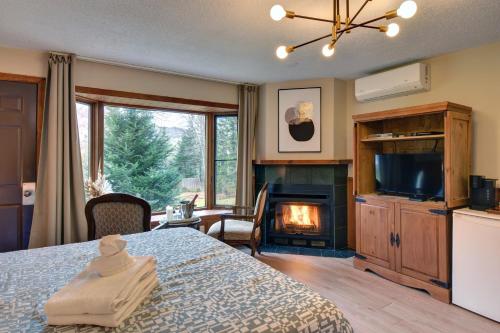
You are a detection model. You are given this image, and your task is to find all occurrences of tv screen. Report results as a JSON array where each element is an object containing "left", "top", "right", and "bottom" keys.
[{"left": 375, "top": 153, "right": 444, "bottom": 200}]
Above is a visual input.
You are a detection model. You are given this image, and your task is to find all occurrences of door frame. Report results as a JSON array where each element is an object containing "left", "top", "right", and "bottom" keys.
[{"left": 0, "top": 72, "right": 46, "bottom": 166}]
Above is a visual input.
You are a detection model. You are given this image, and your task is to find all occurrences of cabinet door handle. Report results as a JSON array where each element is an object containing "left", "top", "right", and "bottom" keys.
[
  {"left": 390, "top": 232, "right": 395, "bottom": 247},
  {"left": 395, "top": 234, "right": 400, "bottom": 247}
]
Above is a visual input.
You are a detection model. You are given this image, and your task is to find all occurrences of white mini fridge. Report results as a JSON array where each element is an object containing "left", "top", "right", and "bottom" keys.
[{"left": 453, "top": 208, "right": 500, "bottom": 322}]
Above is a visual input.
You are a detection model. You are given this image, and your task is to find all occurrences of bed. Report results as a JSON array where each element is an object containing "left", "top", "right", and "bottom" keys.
[{"left": 0, "top": 228, "right": 353, "bottom": 332}]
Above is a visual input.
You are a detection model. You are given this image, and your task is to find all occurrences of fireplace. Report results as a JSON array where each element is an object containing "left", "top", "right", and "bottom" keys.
[
  {"left": 264, "top": 184, "right": 339, "bottom": 249},
  {"left": 255, "top": 163, "right": 349, "bottom": 253}
]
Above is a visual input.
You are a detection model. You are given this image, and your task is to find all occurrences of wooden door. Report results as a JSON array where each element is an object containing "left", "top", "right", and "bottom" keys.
[
  {"left": 0, "top": 80, "right": 38, "bottom": 252},
  {"left": 396, "top": 203, "right": 450, "bottom": 285},
  {"left": 356, "top": 197, "right": 395, "bottom": 270}
]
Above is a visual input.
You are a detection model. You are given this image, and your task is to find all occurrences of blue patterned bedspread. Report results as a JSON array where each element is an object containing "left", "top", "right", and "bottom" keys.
[{"left": 0, "top": 228, "right": 353, "bottom": 332}]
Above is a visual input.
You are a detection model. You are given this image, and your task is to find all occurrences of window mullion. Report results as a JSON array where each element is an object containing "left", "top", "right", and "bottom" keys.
[{"left": 95, "top": 102, "right": 104, "bottom": 179}]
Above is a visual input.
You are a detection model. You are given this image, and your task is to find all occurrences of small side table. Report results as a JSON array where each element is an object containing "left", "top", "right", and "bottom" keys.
[{"left": 153, "top": 217, "right": 202, "bottom": 231}]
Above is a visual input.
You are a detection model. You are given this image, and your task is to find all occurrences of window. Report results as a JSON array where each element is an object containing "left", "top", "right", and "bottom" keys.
[
  {"left": 76, "top": 102, "right": 91, "bottom": 182},
  {"left": 103, "top": 105, "right": 206, "bottom": 211},
  {"left": 214, "top": 115, "right": 238, "bottom": 206},
  {"left": 76, "top": 95, "right": 238, "bottom": 212}
]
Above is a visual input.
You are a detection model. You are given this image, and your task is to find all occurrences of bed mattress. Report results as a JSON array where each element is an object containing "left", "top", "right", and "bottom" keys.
[{"left": 0, "top": 228, "right": 352, "bottom": 332}]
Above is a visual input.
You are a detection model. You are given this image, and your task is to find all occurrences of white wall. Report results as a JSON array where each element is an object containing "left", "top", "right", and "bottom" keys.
[
  {"left": 345, "top": 41, "right": 500, "bottom": 178},
  {"left": 256, "top": 78, "right": 347, "bottom": 161},
  {"left": 75, "top": 60, "right": 238, "bottom": 104},
  {"left": 0, "top": 46, "right": 47, "bottom": 77},
  {"left": 333, "top": 79, "right": 347, "bottom": 159},
  {"left": 2, "top": 41, "right": 500, "bottom": 179},
  {"left": 0, "top": 45, "right": 238, "bottom": 104}
]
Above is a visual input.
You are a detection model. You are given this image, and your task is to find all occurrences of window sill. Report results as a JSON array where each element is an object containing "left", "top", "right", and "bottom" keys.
[{"left": 150, "top": 209, "right": 231, "bottom": 232}]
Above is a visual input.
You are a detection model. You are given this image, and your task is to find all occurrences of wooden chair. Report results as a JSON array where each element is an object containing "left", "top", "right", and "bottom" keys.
[
  {"left": 85, "top": 193, "right": 151, "bottom": 240},
  {"left": 207, "top": 183, "right": 269, "bottom": 256}
]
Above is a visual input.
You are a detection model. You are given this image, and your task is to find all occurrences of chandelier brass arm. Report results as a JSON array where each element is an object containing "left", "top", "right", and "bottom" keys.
[
  {"left": 271, "top": 0, "right": 418, "bottom": 59},
  {"left": 290, "top": 13, "right": 393, "bottom": 52},
  {"left": 291, "top": 14, "right": 379, "bottom": 30}
]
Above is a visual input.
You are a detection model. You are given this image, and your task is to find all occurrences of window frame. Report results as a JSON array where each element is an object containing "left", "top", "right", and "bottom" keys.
[{"left": 79, "top": 99, "right": 237, "bottom": 212}]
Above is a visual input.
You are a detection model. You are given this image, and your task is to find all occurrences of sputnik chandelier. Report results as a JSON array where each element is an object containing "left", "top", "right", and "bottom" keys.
[{"left": 270, "top": 0, "right": 418, "bottom": 59}]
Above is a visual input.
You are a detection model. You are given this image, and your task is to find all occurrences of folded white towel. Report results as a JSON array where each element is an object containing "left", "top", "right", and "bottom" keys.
[
  {"left": 47, "top": 272, "right": 159, "bottom": 327},
  {"left": 87, "top": 249, "right": 135, "bottom": 277},
  {"left": 99, "top": 234, "right": 127, "bottom": 257},
  {"left": 45, "top": 256, "right": 156, "bottom": 316}
]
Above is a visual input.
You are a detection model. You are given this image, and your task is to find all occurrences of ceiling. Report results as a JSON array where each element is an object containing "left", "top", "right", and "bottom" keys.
[{"left": 1, "top": 0, "right": 500, "bottom": 84}]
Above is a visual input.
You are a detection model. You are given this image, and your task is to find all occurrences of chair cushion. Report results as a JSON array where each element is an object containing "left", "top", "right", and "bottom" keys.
[{"left": 207, "top": 219, "right": 259, "bottom": 241}]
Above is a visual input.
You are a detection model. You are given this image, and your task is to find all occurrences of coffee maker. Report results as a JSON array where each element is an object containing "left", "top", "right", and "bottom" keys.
[{"left": 470, "top": 175, "right": 497, "bottom": 211}]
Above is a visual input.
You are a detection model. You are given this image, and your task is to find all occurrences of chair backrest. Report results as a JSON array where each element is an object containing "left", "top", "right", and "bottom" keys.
[
  {"left": 253, "top": 183, "right": 269, "bottom": 228},
  {"left": 85, "top": 193, "right": 151, "bottom": 240}
]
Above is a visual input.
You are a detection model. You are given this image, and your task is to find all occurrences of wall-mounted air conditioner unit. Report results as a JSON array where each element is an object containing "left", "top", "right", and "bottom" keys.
[{"left": 355, "top": 63, "right": 430, "bottom": 102}]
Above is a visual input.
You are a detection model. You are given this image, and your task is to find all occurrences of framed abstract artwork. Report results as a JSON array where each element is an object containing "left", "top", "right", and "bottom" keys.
[{"left": 278, "top": 87, "right": 321, "bottom": 152}]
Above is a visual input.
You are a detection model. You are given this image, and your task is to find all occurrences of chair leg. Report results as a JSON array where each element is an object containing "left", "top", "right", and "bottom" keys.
[{"left": 250, "top": 240, "right": 257, "bottom": 257}]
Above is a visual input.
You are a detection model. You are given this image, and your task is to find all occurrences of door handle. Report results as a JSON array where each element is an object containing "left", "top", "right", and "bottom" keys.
[
  {"left": 395, "top": 233, "right": 400, "bottom": 247},
  {"left": 390, "top": 232, "right": 395, "bottom": 246},
  {"left": 22, "top": 182, "right": 36, "bottom": 206}
]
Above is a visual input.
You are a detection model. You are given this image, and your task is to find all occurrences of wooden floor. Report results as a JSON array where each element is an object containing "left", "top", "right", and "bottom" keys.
[{"left": 254, "top": 252, "right": 499, "bottom": 333}]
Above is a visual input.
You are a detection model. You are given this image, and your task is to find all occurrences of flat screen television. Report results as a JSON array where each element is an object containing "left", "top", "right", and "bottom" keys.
[{"left": 375, "top": 153, "right": 444, "bottom": 200}]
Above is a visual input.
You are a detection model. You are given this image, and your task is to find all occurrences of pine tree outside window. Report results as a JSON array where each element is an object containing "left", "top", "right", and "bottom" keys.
[
  {"left": 214, "top": 115, "right": 238, "bottom": 206},
  {"left": 103, "top": 106, "right": 206, "bottom": 212}
]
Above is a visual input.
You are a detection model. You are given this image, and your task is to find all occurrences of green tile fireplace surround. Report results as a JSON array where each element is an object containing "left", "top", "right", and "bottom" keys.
[{"left": 255, "top": 164, "right": 348, "bottom": 249}]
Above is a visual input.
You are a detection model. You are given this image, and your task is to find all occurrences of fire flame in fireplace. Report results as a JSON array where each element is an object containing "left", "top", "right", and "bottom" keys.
[
  {"left": 279, "top": 204, "right": 319, "bottom": 233},
  {"left": 287, "top": 205, "right": 316, "bottom": 225}
]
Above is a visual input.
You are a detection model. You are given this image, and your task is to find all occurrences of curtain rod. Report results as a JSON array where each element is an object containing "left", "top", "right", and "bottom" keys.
[{"left": 75, "top": 55, "right": 249, "bottom": 86}]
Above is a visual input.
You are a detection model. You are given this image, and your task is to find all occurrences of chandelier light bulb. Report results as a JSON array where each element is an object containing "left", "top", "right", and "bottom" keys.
[
  {"left": 276, "top": 45, "right": 289, "bottom": 59},
  {"left": 386, "top": 23, "right": 400, "bottom": 37},
  {"left": 322, "top": 43, "right": 335, "bottom": 57},
  {"left": 397, "top": 0, "right": 417, "bottom": 19},
  {"left": 270, "top": 4, "right": 287, "bottom": 21}
]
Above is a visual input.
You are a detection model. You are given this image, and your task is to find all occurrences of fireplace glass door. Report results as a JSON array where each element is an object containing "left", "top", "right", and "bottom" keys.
[{"left": 274, "top": 202, "right": 322, "bottom": 235}]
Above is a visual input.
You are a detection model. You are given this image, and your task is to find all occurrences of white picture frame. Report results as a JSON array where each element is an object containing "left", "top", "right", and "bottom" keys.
[{"left": 278, "top": 87, "right": 321, "bottom": 152}]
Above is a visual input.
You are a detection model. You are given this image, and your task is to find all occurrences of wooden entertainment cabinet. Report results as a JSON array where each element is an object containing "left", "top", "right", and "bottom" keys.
[{"left": 352, "top": 102, "right": 472, "bottom": 303}]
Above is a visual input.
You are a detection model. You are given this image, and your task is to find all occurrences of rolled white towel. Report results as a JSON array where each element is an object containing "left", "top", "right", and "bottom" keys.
[
  {"left": 87, "top": 249, "right": 135, "bottom": 277},
  {"left": 47, "top": 271, "right": 159, "bottom": 327},
  {"left": 99, "top": 234, "right": 127, "bottom": 256},
  {"left": 45, "top": 256, "right": 156, "bottom": 316},
  {"left": 85, "top": 234, "right": 134, "bottom": 277}
]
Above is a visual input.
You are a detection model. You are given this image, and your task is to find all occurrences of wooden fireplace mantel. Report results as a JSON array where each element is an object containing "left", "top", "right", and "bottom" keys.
[{"left": 253, "top": 159, "right": 352, "bottom": 166}]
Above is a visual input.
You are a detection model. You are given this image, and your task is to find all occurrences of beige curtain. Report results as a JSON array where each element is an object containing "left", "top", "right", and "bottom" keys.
[
  {"left": 235, "top": 85, "right": 259, "bottom": 206},
  {"left": 30, "top": 53, "right": 87, "bottom": 248}
]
